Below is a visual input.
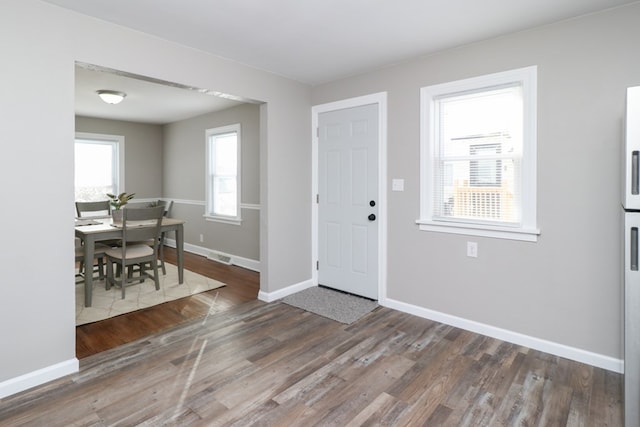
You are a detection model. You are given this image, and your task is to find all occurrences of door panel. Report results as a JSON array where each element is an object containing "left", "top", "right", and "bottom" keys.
[
  {"left": 318, "top": 103, "right": 378, "bottom": 299},
  {"left": 326, "top": 150, "right": 342, "bottom": 204},
  {"left": 351, "top": 225, "right": 368, "bottom": 273},
  {"left": 326, "top": 222, "right": 342, "bottom": 268},
  {"left": 351, "top": 148, "right": 368, "bottom": 205},
  {"left": 625, "top": 211, "right": 640, "bottom": 425}
]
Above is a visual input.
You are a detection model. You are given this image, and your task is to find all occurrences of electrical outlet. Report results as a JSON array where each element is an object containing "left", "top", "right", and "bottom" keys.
[
  {"left": 199, "top": 234, "right": 204, "bottom": 243},
  {"left": 467, "top": 241, "right": 478, "bottom": 258}
]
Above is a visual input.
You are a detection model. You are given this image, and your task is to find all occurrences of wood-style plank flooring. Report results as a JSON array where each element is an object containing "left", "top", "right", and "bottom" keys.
[
  {"left": 76, "top": 247, "right": 260, "bottom": 359},
  {"left": 0, "top": 249, "right": 623, "bottom": 426}
]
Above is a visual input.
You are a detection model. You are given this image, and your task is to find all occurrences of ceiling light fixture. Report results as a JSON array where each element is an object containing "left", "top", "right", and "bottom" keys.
[{"left": 96, "top": 90, "right": 127, "bottom": 105}]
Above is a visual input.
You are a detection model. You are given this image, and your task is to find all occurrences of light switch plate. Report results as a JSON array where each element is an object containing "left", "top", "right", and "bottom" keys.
[{"left": 392, "top": 179, "right": 404, "bottom": 191}]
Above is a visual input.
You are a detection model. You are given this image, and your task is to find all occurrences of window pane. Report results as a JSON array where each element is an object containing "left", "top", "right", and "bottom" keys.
[
  {"left": 214, "top": 133, "right": 237, "bottom": 175},
  {"left": 213, "top": 176, "right": 237, "bottom": 216},
  {"left": 437, "top": 158, "right": 518, "bottom": 221},
  {"left": 439, "top": 86, "right": 522, "bottom": 145},
  {"left": 434, "top": 85, "right": 522, "bottom": 224},
  {"left": 74, "top": 140, "right": 116, "bottom": 202},
  {"left": 207, "top": 125, "right": 240, "bottom": 220}
]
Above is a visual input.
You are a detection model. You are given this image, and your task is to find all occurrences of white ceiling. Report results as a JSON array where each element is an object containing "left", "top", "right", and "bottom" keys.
[
  {"left": 75, "top": 64, "right": 248, "bottom": 124},
  {"left": 54, "top": 0, "right": 638, "bottom": 123}
]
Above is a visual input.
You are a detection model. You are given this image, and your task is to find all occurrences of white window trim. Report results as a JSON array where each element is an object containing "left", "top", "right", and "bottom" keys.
[
  {"left": 74, "top": 131, "right": 125, "bottom": 197},
  {"left": 416, "top": 66, "right": 540, "bottom": 242},
  {"left": 204, "top": 216, "right": 242, "bottom": 226},
  {"left": 204, "top": 123, "right": 242, "bottom": 225}
]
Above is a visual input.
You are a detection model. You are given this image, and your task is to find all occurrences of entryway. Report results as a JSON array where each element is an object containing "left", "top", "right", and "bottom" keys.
[{"left": 312, "top": 93, "right": 387, "bottom": 301}]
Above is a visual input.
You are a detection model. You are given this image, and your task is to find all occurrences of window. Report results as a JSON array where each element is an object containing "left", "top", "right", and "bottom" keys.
[
  {"left": 206, "top": 124, "right": 241, "bottom": 224},
  {"left": 74, "top": 132, "right": 124, "bottom": 202},
  {"left": 418, "top": 67, "right": 539, "bottom": 241}
]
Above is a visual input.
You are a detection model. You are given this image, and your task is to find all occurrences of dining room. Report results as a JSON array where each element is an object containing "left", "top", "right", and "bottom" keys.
[{"left": 73, "top": 63, "right": 263, "bottom": 325}]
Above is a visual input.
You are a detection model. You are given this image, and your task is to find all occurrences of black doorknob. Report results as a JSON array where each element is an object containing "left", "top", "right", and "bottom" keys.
[
  {"left": 370, "top": 200, "right": 376, "bottom": 207},
  {"left": 368, "top": 214, "right": 376, "bottom": 221}
]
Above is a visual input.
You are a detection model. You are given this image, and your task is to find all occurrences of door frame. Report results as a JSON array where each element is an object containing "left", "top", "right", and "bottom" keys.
[{"left": 311, "top": 92, "right": 388, "bottom": 303}]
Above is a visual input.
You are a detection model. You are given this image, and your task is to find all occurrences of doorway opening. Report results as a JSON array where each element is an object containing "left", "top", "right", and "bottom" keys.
[{"left": 74, "top": 62, "right": 264, "bottom": 357}]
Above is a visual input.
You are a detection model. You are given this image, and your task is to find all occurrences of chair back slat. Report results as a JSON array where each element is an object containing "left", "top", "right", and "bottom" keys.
[
  {"left": 76, "top": 200, "right": 111, "bottom": 217},
  {"left": 124, "top": 200, "right": 173, "bottom": 217},
  {"left": 121, "top": 206, "right": 164, "bottom": 245},
  {"left": 157, "top": 200, "right": 173, "bottom": 217}
]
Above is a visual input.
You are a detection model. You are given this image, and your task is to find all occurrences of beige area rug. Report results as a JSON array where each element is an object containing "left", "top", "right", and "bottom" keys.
[{"left": 76, "top": 263, "right": 225, "bottom": 326}]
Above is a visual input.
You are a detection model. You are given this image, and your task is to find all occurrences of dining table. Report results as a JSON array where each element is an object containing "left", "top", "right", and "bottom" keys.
[{"left": 75, "top": 216, "right": 186, "bottom": 307}]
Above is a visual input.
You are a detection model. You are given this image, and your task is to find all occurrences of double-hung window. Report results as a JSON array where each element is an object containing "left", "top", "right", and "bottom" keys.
[
  {"left": 74, "top": 132, "right": 124, "bottom": 202},
  {"left": 418, "top": 66, "right": 539, "bottom": 241},
  {"left": 206, "top": 124, "right": 241, "bottom": 224}
]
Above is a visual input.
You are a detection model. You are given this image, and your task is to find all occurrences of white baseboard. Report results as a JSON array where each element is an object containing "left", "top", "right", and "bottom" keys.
[
  {"left": 0, "top": 358, "right": 78, "bottom": 399},
  {"left": 164, "top": 239, "right": 260, "bottom": 272},
  {"left": 383, "top": 298, "right": 623, "bottom": 374},
  {"left": 151, "top": 234, "right": 625, "bottom": 373},
  {"left": 258, "top": 279, "right": 316, "bottom": 303},
  {"left": 224, "top": 253, "right": 260, "bottom": 272}
]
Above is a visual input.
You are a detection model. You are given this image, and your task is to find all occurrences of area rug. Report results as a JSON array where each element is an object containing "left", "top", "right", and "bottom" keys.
[
  {"left": 76, "top": 263, "right": 226, "bottom": 326},
  {"left": 282, "top": 286, "right": 378, "bottom": 324}
]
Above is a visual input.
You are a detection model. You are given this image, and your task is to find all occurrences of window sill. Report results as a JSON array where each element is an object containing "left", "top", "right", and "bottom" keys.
[
  {"left": 416, "top": 219, "right": 540, "bottom": 242},
  {"left": 204, "top": 215, "right": 242, "bottom": 226}
]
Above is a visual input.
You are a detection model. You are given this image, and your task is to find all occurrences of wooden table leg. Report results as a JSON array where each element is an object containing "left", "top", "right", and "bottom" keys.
[
  {"left": 83, "top": 235, "right": 95, "bottom": 307},
  {"left": 176, "top": 223, "right": 184, "bottom": 284}
]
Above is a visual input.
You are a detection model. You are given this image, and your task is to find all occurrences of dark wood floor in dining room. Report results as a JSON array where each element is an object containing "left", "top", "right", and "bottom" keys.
[
  {"left": 75, "top": 247, "right": 261, "bottom": 359},
  {"left": 0, "top": 248, "right": 622, "bottom": 426}
]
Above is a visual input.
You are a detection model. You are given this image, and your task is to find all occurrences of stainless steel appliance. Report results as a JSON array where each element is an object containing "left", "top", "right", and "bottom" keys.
[{"left": 623, "top": 85, "right": 640, "bottom": 427}]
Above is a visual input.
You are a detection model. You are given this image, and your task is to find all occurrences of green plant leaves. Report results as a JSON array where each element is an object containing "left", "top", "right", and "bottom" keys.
[{"left": 106, "top": 192, "right": 135, "bottom": 209}]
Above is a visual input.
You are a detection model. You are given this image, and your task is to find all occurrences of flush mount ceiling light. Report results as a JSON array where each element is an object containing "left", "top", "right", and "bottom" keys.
[{"left": 96, "top": 90, "right": 126, "bottom": 105}]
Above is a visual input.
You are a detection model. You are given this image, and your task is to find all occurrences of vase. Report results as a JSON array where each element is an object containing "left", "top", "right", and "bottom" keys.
[{"left": 111, "top": 209, "right": 123, "bottom": 224}]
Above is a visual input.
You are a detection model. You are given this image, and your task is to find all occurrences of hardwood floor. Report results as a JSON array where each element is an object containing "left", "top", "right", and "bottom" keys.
[
  {"left": 76, "top": 247, "right": 260, "bottom": 359},
  {"left": 0, "top": 250, "right": 623, "bottom": 425}
]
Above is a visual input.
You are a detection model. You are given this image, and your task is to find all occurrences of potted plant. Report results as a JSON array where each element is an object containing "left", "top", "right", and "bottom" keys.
[{"left": 107, "top": 192, "right": 135, "bottom": 222}]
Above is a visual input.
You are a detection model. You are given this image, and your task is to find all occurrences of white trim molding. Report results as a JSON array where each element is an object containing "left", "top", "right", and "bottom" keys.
[
  {"left": 167, "top": 198, "right": 260, "bottom": 210},
  {"left": 164, "top": 238, "right": 260, "bottom": 272},
  {"left": 241, "top": 203, "right": 261, "bottom": 210},
  {"left": 204, "top": 215, "right": 243, "bottom": 226},
  {"left": 416, "top": 220, "right": 540, "bottom": 242},
  {"left": 382, "top": 298, "right": 623, "bottom": 373},
  {"left": 170, "top": 198, "right": 205, "bottom": 206},
  {"left": 258, "top": 279, "right": 316, "bottom": 303},
  {"left": 0, "top": 358, "right": 79, "bottom": 399}
]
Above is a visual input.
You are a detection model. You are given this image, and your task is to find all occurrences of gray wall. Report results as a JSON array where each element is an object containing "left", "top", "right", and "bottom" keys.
[
  {"left": 163, "top": 103, "right": 261, "bottom": 261},
  {"left": 0, "top": 0, "right": 310, "bottom": 392},
  {"left": 311, "top": 3, "right": 640, "bottom": 360},
  {"left": 75, "top": 116, "right": 163, "bottom": 199}
]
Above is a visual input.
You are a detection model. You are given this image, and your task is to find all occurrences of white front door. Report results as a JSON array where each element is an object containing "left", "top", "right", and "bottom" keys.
[{"left": 318, "top": 103, "right": 379, "bottom": 299}]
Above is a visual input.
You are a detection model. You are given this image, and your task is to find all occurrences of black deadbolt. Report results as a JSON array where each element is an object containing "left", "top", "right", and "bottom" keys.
[
  {"left": 369, "top": 200, "right": 376, "bottom": 207},
  {"left": 368, "top": 214, "right": 376, "bottom": 221}
]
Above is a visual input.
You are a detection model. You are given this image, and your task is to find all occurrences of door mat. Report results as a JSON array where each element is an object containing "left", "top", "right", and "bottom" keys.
[{"left": 282, "top": 286, "right": 378, "bottom": 324}]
